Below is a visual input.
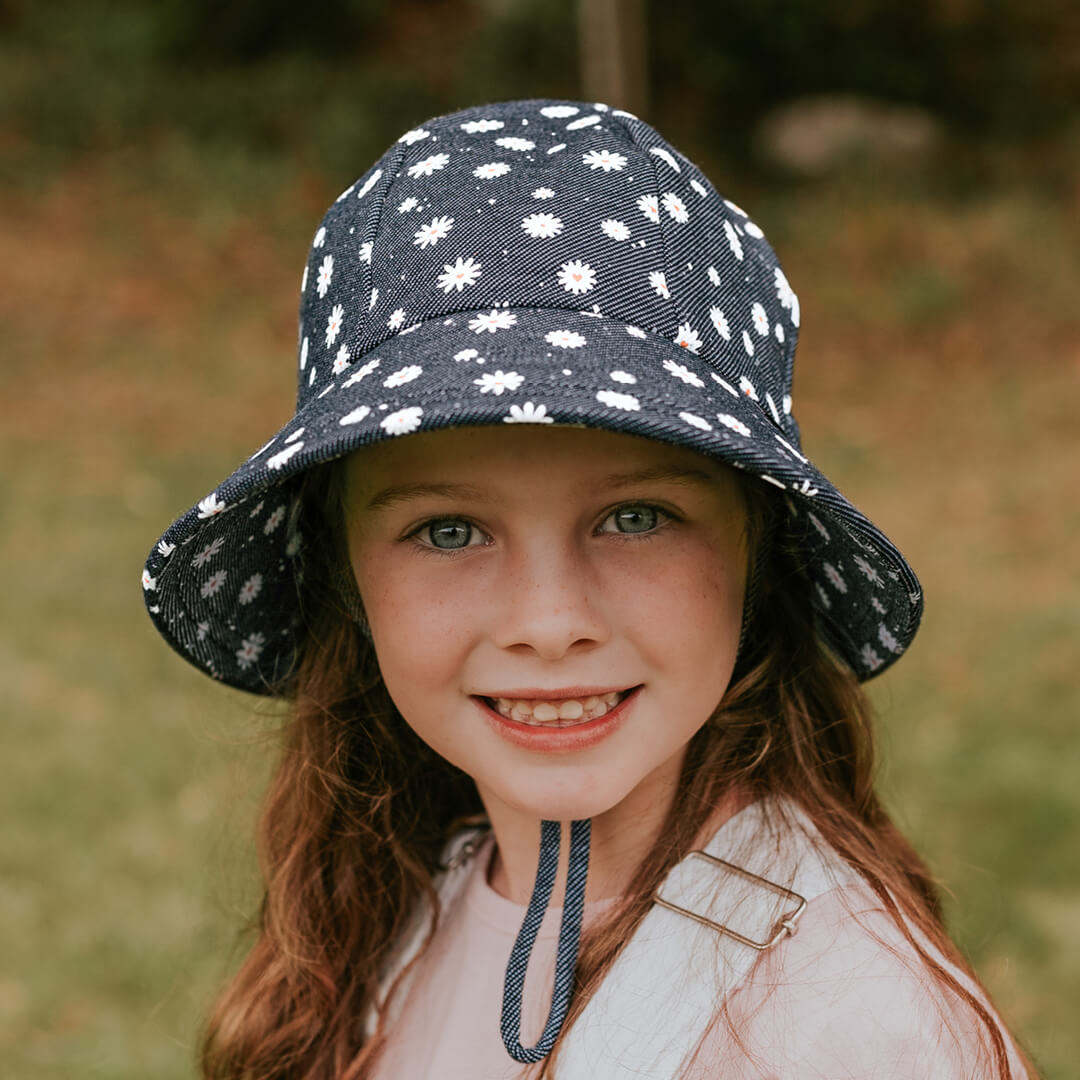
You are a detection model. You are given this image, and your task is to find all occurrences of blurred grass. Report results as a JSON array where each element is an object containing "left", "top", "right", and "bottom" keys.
[{"left": 2, "top": 126, "right": 1078, "bottom": 1079}]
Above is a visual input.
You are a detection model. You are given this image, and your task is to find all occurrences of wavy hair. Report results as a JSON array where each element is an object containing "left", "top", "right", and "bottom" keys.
[{"left": 199, "top": 457, "right": 1036, "bottom": 1079}]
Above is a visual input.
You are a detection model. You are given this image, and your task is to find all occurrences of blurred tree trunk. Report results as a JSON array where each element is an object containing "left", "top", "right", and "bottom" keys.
[{"left": 577, "top": 0, "right": 649, "bottom": 117}]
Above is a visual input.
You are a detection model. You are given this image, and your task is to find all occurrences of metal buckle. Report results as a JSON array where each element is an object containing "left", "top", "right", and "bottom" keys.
[{"left": 653, "top": 851, "right": 807, "bottom": 951}]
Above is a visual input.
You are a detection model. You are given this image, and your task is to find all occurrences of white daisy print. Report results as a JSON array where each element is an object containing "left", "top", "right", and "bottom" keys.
[
  {"left": 545, "top": 329, "right": 586, "bottom": 348},
  {"left": 709, "top": 307, "right": 731, "bottom": 340},
  {"left": 751, "top": 302, "right": 769, "bottom": 336},
  {"left": 596, "top": 389, "right": 640, "bottom": 411},
  {"left": 745, "top": 222, "right": 764, "bottom": 238},
  {"left": 460, "top": 118, "right": 504, "bottom": 133},
  {"left": 794, "top": 478, "right": 819, "bottom": 496},
  {"left": 557, "top": 260, "right": 597, "bottom": 294},
  {"left": 369, "top": 288, "right": 378, "bottom": 310},
  {"left": 775, "top": 323, "right": 785, "bottom": 343},
  {"left": 532, "top": 187, "right": 555, "bottom": 199},
  {"left": 815, "top": 583, "right": 832, "bottom": 610},
  {"left": 342, "top": 358, "right": 379, "bottom": 388},
  {"left": 609, "top": 370, "right": 637, "bottom": 384},
  {"left": 408, "top": 153, "right": 450, "bottom": 178},
  {"left": 582, "top": 148, "right": 628, "bottom": 172},
  {"left": 774, "top": 267, "right": 800, "bottom": 326},
  {"left": 521, "top": 212, "right": 563, "bottom": 239},
  {"left": 547, "top": 143, "right": 566, "bottom": 154},
  {"left": 414, "top": 215, "right": 454, "bottom": 248},
  {"left": 437, "top": 256, "right": 482, "bottom": 292},
  {"left": 664, "top": 356, "right": 704, "bottom": 384},
  {"left": 236, "top": 632, "right": 266, "bottom": 671},
  {"left": 878, "top": 624, "right": 900, "bottom": 653},
  {"left": 690, "top": 179, "right": 707, "bottom": 196},
  {"left": 196, "top": 621, "right": 210, "bottom": 641},
  {"left": 711, "top": 373, "right": 738, "bottom": 397},
  {"left": 474, "top": 369, "right": 524, "bottom": 395},
  {"left": 672, "top": 324, "right": 702, "bottom": 354},
  {"left": 717, "top": 414, "right": 751, "bottom": 437},
  {"left": 859, "top": 643, "right": 884, "bottom": 672},
  {"left": 823, "top": 563, "right": 848, "bottom": 593},
  {"left": 387, "top": 308, "right": 406, "bottom": 331},
  {"left": 636, "top": 194, "right": 660, "bottom": 222},
  {"left": 566, "top": 115, "right": 601, "bottom": 130},
  {"left": 267, "top": 442, "right": 304, "bottom": 471},
  {"left": 384, "top": 364, "right": 423, "bottom": 388},
  {"left": 332, "top": 345, "right": 351, "bottom": 374},
  {"left": 339, "top": 405, "right": 371, "bottom": 426},
  {"left": 504, "top": 401, "right": 553, "bottom": 424},
  {"left": 141, "top": 569, "right": 157, "bottom": 591},
  {"left": 474, "top": 162, "right": 511, "bottom": 179},
  {"left": 495, "top": 136, "right": 535, "bottom": 151},
  {"left": 679, "top": 411, "right": 712, "bottom": 431},
  {"left": 540, "top": 105, "right": 579, "bottom": 118},
  {"left": 316, "top": 255, "right": 334, "bottom": 297},
  {"left": 381, "top": 406, "right": 423, "bottom": 435},
  {"left": 661, "top": 192, "right": 689, "bottom": 223},
  {"left": 469, "top": 309, "right": 518, "bottom": 333},
  {"left": 197, "top": 493, "right": 227, "bottom": 519},
  {"left": 783, "top": 394, "right": 793, "bottom": 415},
  {"left": 300, "top": 265, "right": 308, "bottom": 293},
  {"left": 600, "top": 219, "right": 630, "bottom": 241},
  {"left": 355, "top": 169, "right": 382, "bottom": 199},
  {"left": 738, "top": 375, "right": 759, "bottom": 400},
  {"left": 724, "top": 220, "right": 744, "bottom": 260},
  {"left": 359, "top": 242, "right": 373, "bottom": 263},
  {"left": 238, "top": 573, "right": 263, "bottom": 606},
  {"left": 264, "top": 505, "right": 286, "bottom": 534},
  {"left": 200, "top": 569, "right": 228, "bottom": 599},
  {"left": 808, "top": 512, "right": 830, "bottom": 541},
  {"left": 742, "top": 329, "right": 754, "bottom": 356},
  {"left": 625, "top": 325, "right": 647, "bottom": 339},
  {"left": 707, "top": 265, "right": 721, "bottom": 287},
  {"left": 313, "top": 226, "right": 326, "bottom": 248},
  {"left": 454, "top": 347, "right": 479, "bottom": 362},
  {"left": 854, "top": 554, "right": 883, "bottom": 585},
  {"left": 871, "top": 596, "right": 887, "bottom": 615},
  {"left": 192, "top": 536, "right": 225, "bottom": 568},
  {"left": 648, "top": 270, "right": 670, "bottom": 299},
  {"left": 724, "top": 198, "right": 748, "bottom": 217},
  {"left": 325, "top": 304, "right": 344, "bottom": 347},
  {"left": 397, "top": 197, "right": 420, "bottom": 213},
  {"left": 156, "top": 540, "right": 175, "bottom": 557},
  {"left": 398, "top": 127, "right": 430, "bottom": 145},
  {"left": 649, "top": 147, "right": 680, "bottom": 171}
]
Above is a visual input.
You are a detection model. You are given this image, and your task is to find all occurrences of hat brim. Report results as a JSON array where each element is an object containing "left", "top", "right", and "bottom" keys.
[{"left": 142, "top": 307, "right": 922, "bottom": 693}]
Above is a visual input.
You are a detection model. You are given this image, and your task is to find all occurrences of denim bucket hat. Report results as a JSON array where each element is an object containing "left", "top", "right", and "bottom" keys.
[{"left": 141, "top": 97, "right": 923, "bottom": 695}]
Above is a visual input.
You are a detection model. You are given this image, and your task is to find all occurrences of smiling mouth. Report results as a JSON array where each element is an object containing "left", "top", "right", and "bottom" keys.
[{"left": 480, "top": 687, "right": 638, "bottom": 727}]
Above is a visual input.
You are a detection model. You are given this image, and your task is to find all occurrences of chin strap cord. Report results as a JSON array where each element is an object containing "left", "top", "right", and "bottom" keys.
[{"left": 500, "top": 818, "right": 592, "bottom": 1064}]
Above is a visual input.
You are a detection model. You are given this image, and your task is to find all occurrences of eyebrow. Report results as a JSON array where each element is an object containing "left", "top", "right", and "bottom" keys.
[{"left": 364, "top": 466, "right": 718, "bottom": 515}]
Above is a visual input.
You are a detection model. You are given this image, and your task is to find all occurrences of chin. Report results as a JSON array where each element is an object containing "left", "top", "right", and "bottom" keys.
[{"left": 492, "top": 771, "right": 641, "bottom": 825}]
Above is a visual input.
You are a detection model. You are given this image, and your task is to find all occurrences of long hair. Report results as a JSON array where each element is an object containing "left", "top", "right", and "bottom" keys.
[{"left": 199, "top": 456, "right": 1035, "bottom": 1079}]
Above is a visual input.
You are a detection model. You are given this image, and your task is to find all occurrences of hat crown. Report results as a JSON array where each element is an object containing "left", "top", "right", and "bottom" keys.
[{"left": 296, "top": 99, "right": 801, "bottom": 440}]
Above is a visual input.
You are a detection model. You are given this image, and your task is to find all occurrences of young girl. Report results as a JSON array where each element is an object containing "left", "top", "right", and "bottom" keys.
[{"left": 142, "top": 99, "right": 1034, "bottom": 1079}]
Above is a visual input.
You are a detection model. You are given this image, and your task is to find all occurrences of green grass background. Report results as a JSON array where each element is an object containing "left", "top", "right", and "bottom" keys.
[{"left": 2, "top": 99, "right": 1078, "bottom": 1080}]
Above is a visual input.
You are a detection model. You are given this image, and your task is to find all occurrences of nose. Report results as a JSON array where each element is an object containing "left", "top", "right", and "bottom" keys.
[{"left": 491, "top": 538, "right": 608, "bottom": 660}]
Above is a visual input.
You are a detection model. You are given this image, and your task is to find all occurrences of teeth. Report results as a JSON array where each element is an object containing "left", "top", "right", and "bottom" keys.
[{"left": 491, "top": 690, "right": 630, "bottom": 726}]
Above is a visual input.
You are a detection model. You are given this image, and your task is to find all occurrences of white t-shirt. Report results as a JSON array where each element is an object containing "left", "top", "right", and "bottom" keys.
[{"left": 372, "top": 833, "right": 1027, "bottom": 1079}]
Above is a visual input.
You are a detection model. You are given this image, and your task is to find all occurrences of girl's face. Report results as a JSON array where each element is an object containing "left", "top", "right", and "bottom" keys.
[{"left": 344, "top": 425, "right": 748, "bottom": 824}]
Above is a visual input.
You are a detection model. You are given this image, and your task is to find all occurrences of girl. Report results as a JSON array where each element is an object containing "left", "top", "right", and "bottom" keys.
[{"left": 141, "top": 99, "right": 1033, "bottom": 1078}]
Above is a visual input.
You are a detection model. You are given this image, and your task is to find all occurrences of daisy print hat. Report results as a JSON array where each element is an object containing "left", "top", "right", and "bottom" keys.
[{"left": 142, "top": 98, "right": 923, "bottom": 694}]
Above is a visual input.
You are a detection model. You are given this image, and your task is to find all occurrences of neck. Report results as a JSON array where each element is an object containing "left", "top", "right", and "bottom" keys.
[{"left": 478, "top": 755, "right": 747, "bottom": 907}]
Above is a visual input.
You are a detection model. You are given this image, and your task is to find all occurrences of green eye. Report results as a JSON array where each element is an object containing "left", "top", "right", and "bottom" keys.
[
  {"left": 427, "top": 521, "right": 473, "bottom": 549},
  {"left": 609, "top": 505, "right": 660, "bottom": 533}
]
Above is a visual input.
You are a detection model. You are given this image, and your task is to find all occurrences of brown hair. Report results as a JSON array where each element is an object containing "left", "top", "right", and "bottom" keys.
[{"left": 199, "top": 456, "right": 1036, "bottom": 1079}]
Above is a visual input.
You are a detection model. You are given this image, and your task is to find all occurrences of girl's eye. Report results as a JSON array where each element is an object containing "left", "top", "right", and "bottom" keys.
[{"left": 408, "top": 503, "right": 670, "bottom": 555}]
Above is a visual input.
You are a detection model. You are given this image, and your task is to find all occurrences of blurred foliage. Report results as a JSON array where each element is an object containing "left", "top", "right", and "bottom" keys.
[{"left": 1, "top": 0, "right": 1078, "bottom": 188}]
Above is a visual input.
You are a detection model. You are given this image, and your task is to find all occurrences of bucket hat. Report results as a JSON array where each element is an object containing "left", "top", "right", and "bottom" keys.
[{"left": 141, "top": 98, "right": 923, "bottom": 695}]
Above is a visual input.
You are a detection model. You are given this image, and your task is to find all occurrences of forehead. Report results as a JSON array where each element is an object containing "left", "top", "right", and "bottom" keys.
[{"left": 344, "top": 424, "right": 738, "bottom": 507}]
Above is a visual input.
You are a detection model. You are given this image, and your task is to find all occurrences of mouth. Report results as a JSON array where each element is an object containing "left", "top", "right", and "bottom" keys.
[{"left": 476, "top": 686, "right": 640, "bottom": 728}]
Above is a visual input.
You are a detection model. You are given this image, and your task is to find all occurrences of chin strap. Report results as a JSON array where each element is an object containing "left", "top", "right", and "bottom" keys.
[{"left": 500, "top": 818, "right": 592, "bottom": 1064}]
